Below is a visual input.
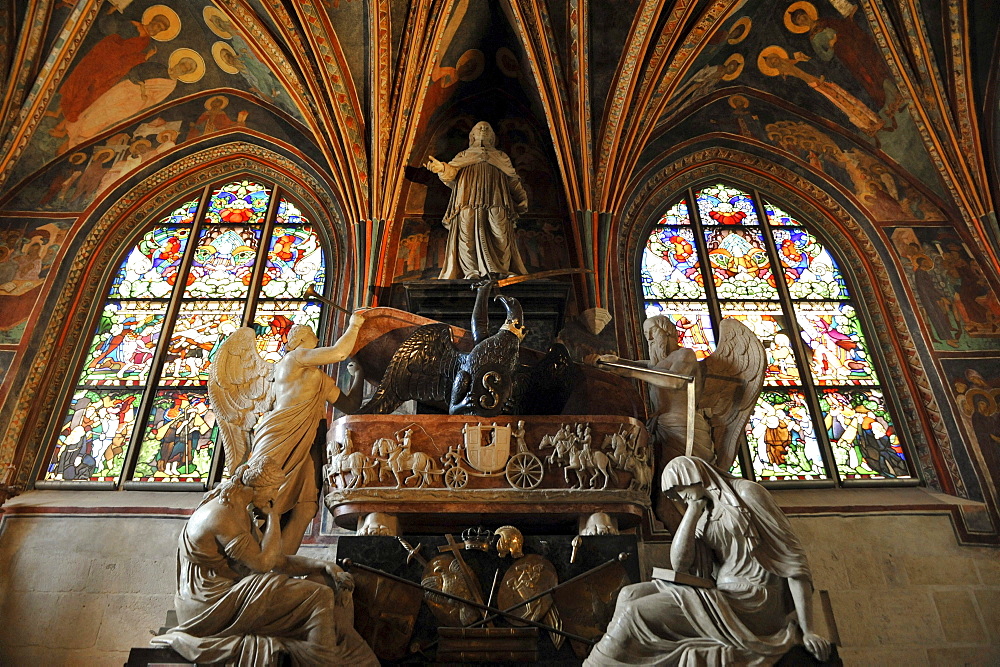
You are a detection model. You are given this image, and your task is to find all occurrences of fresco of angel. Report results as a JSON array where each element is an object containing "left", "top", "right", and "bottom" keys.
[
  {"left": 590, "top": 315, "right": 765, "bottom": 523},
  {"left": 208, "top": 313, "right": 365, "bottom": 554}
]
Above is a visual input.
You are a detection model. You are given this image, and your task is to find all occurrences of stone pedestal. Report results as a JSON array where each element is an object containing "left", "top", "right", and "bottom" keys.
[{"left": 389, "top": 279, "right": 572, "bottom": 351}]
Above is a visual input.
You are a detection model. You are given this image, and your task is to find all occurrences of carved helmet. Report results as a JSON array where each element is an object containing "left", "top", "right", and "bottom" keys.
[{"left": 494, "top": 525, "right": 525, "bottom": 558}]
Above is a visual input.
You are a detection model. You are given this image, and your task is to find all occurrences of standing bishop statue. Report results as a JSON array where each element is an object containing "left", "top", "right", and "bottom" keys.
[{"left": 426, "top": 121, "right": 529, "bottom": 280}]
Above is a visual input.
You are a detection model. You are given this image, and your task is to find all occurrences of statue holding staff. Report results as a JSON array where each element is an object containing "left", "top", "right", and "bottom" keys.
[{"left": 425, "top": 121, "right": 529, "bottom": 280}]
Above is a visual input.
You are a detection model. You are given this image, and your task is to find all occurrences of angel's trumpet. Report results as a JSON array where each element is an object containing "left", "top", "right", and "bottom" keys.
[{"left": 302, "top": 283, "right": 350, "bottom": 314}]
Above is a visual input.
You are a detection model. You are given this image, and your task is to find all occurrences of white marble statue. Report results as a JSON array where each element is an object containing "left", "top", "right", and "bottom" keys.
[
  {"left": 425, "top": 121, "right": 529, "bottom": 280},
  {"left": 585, "top": 456, "right": 831, "bottom": 666},
  {"left": 592, "top": 316, "right": 765, "bottom": 522},
  {"left": 209, "top": 314, "right": 365, "bottom": 553},
  {"left": 151, "top": 456, "right": 378, "bottom": 666}
]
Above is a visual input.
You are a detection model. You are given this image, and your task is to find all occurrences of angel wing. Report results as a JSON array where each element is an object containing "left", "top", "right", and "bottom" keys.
[
  {"left": 207, "top": 327, "right": 274, "bottom": 470},
  {"left": 356, "top": 324, "right": 462, "bottom": 414},
  {"left": 700, "top": 319, "right": 766, "bottom": 472}
]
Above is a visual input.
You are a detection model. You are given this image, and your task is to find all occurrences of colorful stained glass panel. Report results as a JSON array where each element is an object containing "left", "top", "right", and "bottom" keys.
[
  {"left": 251, "top": 300, "right": 322, "bottom": 362},
  {"left": 160, "top": 301, "right": 244, "bottom": 386},
  {"left": 795, "top": 302, "right": 879, "bottom": 385},
  {"left": 657, "top": 199, "right": 691, "bottom": 227},
  {"left": 642, "top": 226, "right": 706, "bottom": 300},
  {"left": 703, "top": 228, "right": 779, "bottom": 299},
  {"left": 109, "top": 226, "right": 191, "bottom": 299},
  {"left": 819, "top": 389, "right": 909, "bottom": 479},
  {"left": 276, "top": 197, "right": 307, "bottom": 225},
  {"left": 720, "top": 303, "right": 802, "bottom": 385},
  {"left": 260, "top": 226, "right": 326, "bottom": 299},
  {"left": 643, "top": 302, "right": 715, "bottom": 358},
  {"left": 763, "top": 201, "right": 800, "bottom": 227},
  {"left": 696, "top": 184, "right": 759, "bottom": 226},
  {"left": 184, "top": 225, "right": 262, "bottom": 298},
  {"left": 79, "top": 301, "right": 166, "bottom": 386},
  {"left": 204, "top": 181, "right": 271, "bottom": 226},
  {"left": 747, "top": 390, "right": 828, "bottom": 481},
  {"left": 771, "top": 228, "right": 848, "bottom": 299},
  {"left": 131, "top": 390, "right": 219, "bottom": 483},
  {"left": 45, "top": 389, "right": 142, "bottom": 482}
]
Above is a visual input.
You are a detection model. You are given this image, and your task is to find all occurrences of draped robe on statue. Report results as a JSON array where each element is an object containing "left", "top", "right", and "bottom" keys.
[
  {"left": 151, "top": 513, "right": 376, "bottom": 665},
  {"left": 250, "top": 381, "right": 327, "bottom": 516},
  {"left": 586, "top": 457, "right": 811, "bottom": 666},
  {"left": 435, "top": 125, "right": 529, "bottom": 280}
]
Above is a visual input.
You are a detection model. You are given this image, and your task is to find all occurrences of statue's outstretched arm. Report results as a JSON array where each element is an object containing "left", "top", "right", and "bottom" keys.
[{"left": 297, "top": 312, "right": 366, "bottom": 366}]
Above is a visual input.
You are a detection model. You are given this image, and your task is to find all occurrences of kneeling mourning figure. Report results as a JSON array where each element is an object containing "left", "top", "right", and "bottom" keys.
[
  {"left": 586, "top": 456, "right": 831, "bottom": 666},
  {"left": 151, "top": 456, "right": 378, "bottom": 666}
]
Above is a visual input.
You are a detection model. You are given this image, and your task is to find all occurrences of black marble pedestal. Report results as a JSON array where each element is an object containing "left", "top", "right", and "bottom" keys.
[
  {"left": 388, "top": 279, "right": 572, "bottom": 351},
  {"left": 339, "top": 533, "right": 639, "bottom": 664}
]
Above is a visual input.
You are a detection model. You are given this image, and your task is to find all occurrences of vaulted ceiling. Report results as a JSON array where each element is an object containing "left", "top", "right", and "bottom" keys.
[{"left": 0, "top": 0, "right": 997, "bottom": 280}]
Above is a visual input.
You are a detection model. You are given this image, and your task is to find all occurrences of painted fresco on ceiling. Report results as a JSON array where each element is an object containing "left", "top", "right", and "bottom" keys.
[
  {"left": 0, "top": 217, "right": 72, "bottom": 345},
  {"left": 4, "top": 94, "right": 311, "bottom": 214},
  {"left": 647, "top": 95, "right": 944, "bottom": 223},
  {"left": 889, "top": 226, "right": 1000, "bottom": 351},
  {"left": 391, "top": 215, "right": 570, "bottom": 282},
  {"left": 0, "top": 352, "right": 14, "bottom": 386},
  {"left": 319, "top": 0, "right": 368, "bottom": 108},
  {"left": 941, "top": 357, "right": 1000, "bottom": 500},
  {"left": 12, "top": 1, "right": 303, "bottom": 186},
  {"left": 656, "top": 1, "right": 940, "bottom": 196}
]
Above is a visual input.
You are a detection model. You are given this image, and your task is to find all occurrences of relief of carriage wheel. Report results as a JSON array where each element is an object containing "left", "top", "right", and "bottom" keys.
[
  {"left": 505, "top": 452, "right": 544, "bottom": 489},
  {"left": 444, "top": 465, "right": 469, "bottom": 490}
]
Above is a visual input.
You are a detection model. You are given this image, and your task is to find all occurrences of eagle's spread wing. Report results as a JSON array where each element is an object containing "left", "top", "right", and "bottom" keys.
[{"left": 357, "top": 324, "right": 461, "bottom": 414}]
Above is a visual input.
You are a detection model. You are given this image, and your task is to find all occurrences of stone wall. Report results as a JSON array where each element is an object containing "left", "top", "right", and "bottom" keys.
[{"left": 0, "top": 491, "right": 997, "bottom": 665}]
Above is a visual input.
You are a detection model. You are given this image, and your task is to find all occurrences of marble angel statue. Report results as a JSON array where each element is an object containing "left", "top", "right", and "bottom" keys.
[
  {"left": 208, "top": 313, "right": 365, "bottom": 554},
  {"left": 591, "top": 315, "right": 765, "bottom": 522},
  {"left": 585, "top": 456, "right": 831, "bottom": 665}
]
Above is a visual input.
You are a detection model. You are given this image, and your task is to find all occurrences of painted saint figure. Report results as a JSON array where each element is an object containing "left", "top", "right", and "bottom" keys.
[{"left": 426, "top": 121, "right": 529, "bottom": 280}]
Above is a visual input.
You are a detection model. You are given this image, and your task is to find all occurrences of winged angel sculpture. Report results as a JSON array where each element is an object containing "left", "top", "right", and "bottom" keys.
[
  {"left": 357, "top": 282, "right": 576, "bottom": 417},
  {"left": 208, "top": 314, "right": 365, "bottom": 554},
  {"left": 592, "top": 315, "right": 765, "bottom": 523}
]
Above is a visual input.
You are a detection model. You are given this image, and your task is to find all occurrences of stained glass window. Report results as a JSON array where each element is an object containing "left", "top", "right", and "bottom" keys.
[
  {"left": 43, "top": 180, "right": 328, "bottom": 488},
  {"left": 641, "top": 183, "right": 911, "bottom": 484}
]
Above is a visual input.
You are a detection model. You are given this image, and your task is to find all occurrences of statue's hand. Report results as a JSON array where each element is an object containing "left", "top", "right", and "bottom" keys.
[
  {"left": 587, "top": 353, "right": 619, "bottom": 366},
  {"left": 348, "top": 310, "right": 366, "bottom": 328},
  {"left": 425, "top": 156, "right": 444, "bottom": 173},
  {"left": 802, "top": 631, "right": 831, "bottom": 662}
]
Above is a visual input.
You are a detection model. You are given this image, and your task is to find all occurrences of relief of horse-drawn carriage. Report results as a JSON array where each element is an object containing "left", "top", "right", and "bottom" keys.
[{"left": 440, "top": 423, "right": 545, "bottom": 490}]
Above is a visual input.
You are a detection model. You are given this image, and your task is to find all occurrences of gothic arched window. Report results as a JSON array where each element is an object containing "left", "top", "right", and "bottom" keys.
[
  {"left": 40, "top": 179, "right": 327, "bottom": 489},
  {"left": 641, "top": 182, "right": 912, "bottom": 484}
]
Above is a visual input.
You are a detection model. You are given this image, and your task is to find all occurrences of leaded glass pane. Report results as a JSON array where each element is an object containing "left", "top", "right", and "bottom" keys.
[
  {"left": 770, "top": 227, "right": 848, "bottom": 299},
  {"left": 251, "top": 300, "right": 322, "bottom": 362},
  {"left": 260, "top": 223, "right": 326, "bottom": 299},
  {"left": 795, "top": 302, "right": 879, "bottom": 385},
  {"left": 109, "top": 226, "right": 191, "bottom": 299},
  {"left": 79, "top": 301, "right": 166, "bottom": 386},
  {"left": 131, "top": 390, "right": 219, "bottom": 482},
  {"left": 763, "top": 201, "right": 800, "bottom": 227},
  {"left": 819, "top": 389, "right": 909, "bottom": 480},
  {"left": 184, "top": 225, "right": 263, "bottom": 298},
  {"left": 160, "top": 301, "right": 244, "bottom": 386},
  {"left": 696, "top": 184, "right": 759, "bottom": 226},
  {"left": 704, "top": 228, "right": 779, "bottom": 299},
  {"left": 719, "top": 303, "right": 802, "bottom": 385},
  {"left": 45, "top": 389, "right": 142, "bottom": 482},
  {"left": 642, "top": 226, "right": 706, "bottom": 300},
  {"left": 659, "top": 199, "right": 691, "bottom": 226},
  {"left": 204, "top": 181, "right": 271, "bottom": 226},
  {"left": 643, "top": 302, "right": 715, "bottom": 358},
  {"left": 747, "top": 390, "right": 828, "bottom": 481}
]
